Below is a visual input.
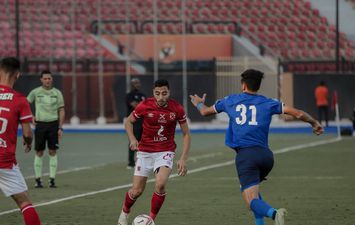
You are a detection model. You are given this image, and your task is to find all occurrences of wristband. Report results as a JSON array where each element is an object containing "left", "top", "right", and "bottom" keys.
[{"left": 196, "top": 102, "right": 204, "bottom": 110}]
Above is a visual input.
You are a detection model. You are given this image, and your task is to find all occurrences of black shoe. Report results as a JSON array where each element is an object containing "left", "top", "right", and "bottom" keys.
[
  {"left": 35, "top": 178, "right": 43, "bottom": 188},
  {"left": 49, "top": 178, "right": 57, "bottom": 188}
]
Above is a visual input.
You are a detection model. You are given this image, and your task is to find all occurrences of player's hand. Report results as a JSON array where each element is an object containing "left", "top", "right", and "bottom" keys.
[
  {"left": 129, "top": 139, "right": 139, "bottom": 151},
  {"left": 312, "top": 121, "right": 323, "bottom": 135},
  {"left": 58, "top": 129, "right": 63, "bottom": 140},
  {"left": 189, "top": 94, "right": 206, "bottom": 107},
  {"left": 23, "top": 143, "right": 32, "bottom": 153},
  {"left": 32, "top": 117, "right": 37, "bottom": 125},
  {"left": 177, "top": 159, "right": 187, "bottom": 176}
]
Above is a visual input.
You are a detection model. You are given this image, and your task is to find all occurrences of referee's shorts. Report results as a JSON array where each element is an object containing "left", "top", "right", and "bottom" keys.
[{"left": 35, "top": 120, "right": 59, "bottom": 151}]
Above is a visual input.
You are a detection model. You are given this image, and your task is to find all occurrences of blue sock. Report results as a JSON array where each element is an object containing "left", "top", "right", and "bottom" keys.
[
  {"left": 250, "top": 199, "right": 276, "bottom": 219},
  {"left": 253, "top": 211, "right": 264, "bottom": 225}
]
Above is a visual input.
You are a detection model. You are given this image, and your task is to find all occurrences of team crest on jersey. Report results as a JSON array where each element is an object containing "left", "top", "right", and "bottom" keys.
[
  {"left": 0, "top": 138, "right": 7, "bottom": 148},
  {"left": 169, "top": 112, "right": 176, "bottom": 120},
  {"left": 158, "top": 114, "right": 167, "bottom": 123}
]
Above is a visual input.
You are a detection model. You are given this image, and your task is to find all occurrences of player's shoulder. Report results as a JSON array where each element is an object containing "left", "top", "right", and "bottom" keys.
[
  {"left": 139, "top": 97, "right": 154, "bottom": 107},
  {"left": 52, "top": 87, "right": 63, "bottom": 94},
  {"left": 30, "top": 86, "right": 42, "bottom": 93},
  {"left": 168, "top": 98, "right": 183, "bottom": 108}
]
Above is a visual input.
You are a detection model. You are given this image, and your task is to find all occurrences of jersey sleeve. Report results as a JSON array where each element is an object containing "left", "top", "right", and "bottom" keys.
[
  {"left": 27, "top": 90, "right": 35, "bottom": 103},
  {"left": 269, "top": 98, "right": 284, "bottom": 115},
  {"left": 132, "top": 102, "right": 145, "bottom": 119},
  {"left": 213, "top": 97, "right": 227, "bottom": 113},
  {"left": 57, "top": 90, "right": 65, "bottom": 108},
  {"left": 176, "top": 104, "right": 187, "bottom": 124},
  {"left": 19, "top": 97, "right": 33, "bottom": 123}
]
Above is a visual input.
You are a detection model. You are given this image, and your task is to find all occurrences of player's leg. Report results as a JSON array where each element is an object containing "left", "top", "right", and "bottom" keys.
[
  {"left": 118, "top": 152, "right": 152, "bottom": 225},
  {"left": 237, "top": 147, "right": 286, "bottom": 225},
  {"left": 118, "top": 176, "right": 148, "bottom": 225},
  {"left": 318, "top": 106, "right": 324, "bottom": 126},
  {"left": 48, "top": 149, "right": 57, "bottom": 187},
  {"left": 149, "top": 166, "right": 171, "bottom": 220},
  {"left": 34, "top": 124, "right": 45, "bottom": 188},
  {"left": 48, "top": 122, "right": 60, "bottom": 188},
  {"left": 0, "top": 166, "right": 41, "bottom": 225},
  {"left": 12, "top": 192, "right": 41, "bottom": 225},
  {"left": 149, "top": 152, "right": 174, "bottom": 220}
]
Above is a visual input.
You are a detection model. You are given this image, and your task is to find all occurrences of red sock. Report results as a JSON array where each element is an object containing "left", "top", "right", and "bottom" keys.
[
  {"left": 122, "top": 192, "right": 136, "bottom": 213},
  {"left": 21, "top": 204, "right": 41, "bottom": 225},
  {"left": 149, "top": 192, "right": 166, "bottom": 220}
]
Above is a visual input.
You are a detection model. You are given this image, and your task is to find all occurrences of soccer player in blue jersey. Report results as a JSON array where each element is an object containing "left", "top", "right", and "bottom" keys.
[{"left": 190, "top": 69, "right": 323, "bottom": 225}]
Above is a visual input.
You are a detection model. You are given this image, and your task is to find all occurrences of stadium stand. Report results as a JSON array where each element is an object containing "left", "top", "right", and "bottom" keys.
[{"left": 0, "top": 0, "right": 354, "bottom": 65}]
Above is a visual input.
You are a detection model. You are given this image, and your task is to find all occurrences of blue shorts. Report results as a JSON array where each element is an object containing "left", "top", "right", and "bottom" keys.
[{"left": 235, "top": 146, "right": 274, "bottom": 191}]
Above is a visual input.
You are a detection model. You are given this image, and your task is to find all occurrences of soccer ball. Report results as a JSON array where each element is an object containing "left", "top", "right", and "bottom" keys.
[{"left": 132, "top": 214, "right": 155, "bottom": 225}]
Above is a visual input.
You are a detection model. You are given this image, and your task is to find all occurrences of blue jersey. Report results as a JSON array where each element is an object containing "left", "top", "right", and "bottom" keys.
[{"left": 214, "top": 92, "right": 283, "bottom": 149}]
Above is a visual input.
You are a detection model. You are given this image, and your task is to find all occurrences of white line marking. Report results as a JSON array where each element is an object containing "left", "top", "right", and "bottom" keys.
[{"left": 0, "top": 137, "right": 341, "bottom": 216}]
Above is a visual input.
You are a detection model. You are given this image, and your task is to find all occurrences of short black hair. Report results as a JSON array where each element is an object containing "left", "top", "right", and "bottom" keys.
[
  {"left": 0, "top": 57, "right": 21, "bottom": 77},
  {"left": 40, "top": 70, "right": 52, "bottom": 78},
  {"left": 154, "top": 79, "right": 169, "bottom": 89},
  {"left": 320, "top": 81, "right": 325, "bottom": 86},
  {"left": 241, "top": 69, "right": 264, "bottom": 91}
]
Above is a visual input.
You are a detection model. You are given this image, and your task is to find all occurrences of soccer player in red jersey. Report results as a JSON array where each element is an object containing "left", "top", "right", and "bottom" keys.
[
  {"left": 0, "top": 57, "right": 41, "bottom": 225},
  {"left": 118, "top": 79, "right": 191, "bottom": 225}
]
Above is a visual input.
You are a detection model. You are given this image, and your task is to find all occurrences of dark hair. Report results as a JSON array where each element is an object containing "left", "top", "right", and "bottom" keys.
[
  {"left": 154, "top": 79, "right": 169, "bottom": 89},
  {"left": 320, "top": 81, "right": 325, "bottom": 86},
  {"left": 241, "top": 69, "right": 264, "bottom": 91},
  {"left": 40, "top": 70, "right": 52, "bottom": 78},
  {"left": 0, "top": 57, "right": 21, "bottom": 77}
]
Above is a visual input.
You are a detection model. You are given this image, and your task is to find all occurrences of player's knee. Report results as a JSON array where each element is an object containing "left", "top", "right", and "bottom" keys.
[
  {"left": 12, "top": 192, "right": 31, "bottom": 208},
  {"left": 154, "top": 183, "right": 166, "bottom": 193},
  {"left": 48, "top": 150, "right": 56, "bottom": 156},
  {"left": 36, "top": 151, "right": 44, "bottom": 157},
  {"left": 130, "top": 188, "right": 144, "bottom": 198}
]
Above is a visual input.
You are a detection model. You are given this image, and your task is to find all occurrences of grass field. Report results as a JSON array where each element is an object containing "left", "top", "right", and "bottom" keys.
[{"left": 1, "top": 132, "right": 354, "bottom": 225}]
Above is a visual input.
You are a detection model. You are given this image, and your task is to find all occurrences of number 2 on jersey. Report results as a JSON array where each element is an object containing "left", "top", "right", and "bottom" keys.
[{"left": 235, "top": 104, "right": 258, "bottom": 125}]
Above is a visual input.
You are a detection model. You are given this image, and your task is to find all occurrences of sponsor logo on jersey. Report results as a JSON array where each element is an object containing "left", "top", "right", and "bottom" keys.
[
  {"left": 0, "top": 93, "right": 13, "bottom": 100},
  {"left": 158, "top": 114, "right": 167, "bottom": 123},
  {"left": 154, "top": 125, "right": 167, "bottom": 142},
  {"left": 169, "top": 112, "right": 176, "bottom": 120}
]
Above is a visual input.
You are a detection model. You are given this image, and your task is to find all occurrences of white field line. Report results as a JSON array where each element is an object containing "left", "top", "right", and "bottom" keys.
[
  {"left": 0, "top": 137, "right": 341, "bottom": 216},
  {"left": 23, "top": 152, "right": 223, "bottom": 179}
]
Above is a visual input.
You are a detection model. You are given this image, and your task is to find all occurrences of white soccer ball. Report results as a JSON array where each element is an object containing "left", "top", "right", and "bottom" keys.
[{"left": 132, "top": 214, "right": 155, "bottom": 225}]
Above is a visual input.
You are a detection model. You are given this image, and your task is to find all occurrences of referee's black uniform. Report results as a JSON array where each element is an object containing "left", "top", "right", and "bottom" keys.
[{"left": 125, "top": 89, "right": 146, "bottom": 168}]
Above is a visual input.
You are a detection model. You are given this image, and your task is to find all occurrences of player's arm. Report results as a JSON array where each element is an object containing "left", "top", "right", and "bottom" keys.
[
  {"left": 21, "top": 122, "right": 33, "bottom": 153},
  {"left": 58, "top": 106, "right": 65, "bottom": 138},
  {"left": 177, "top": 122, "right": 190, "bottom": 176},
  {"left": 189, "top": 94, "right": 217, "bottom": 116},
  {"left": 283, "top": 105, "right": 323, "bottom": 135},
  {"left": 124, "top": 113, "right": 138, "bottom": 150}
]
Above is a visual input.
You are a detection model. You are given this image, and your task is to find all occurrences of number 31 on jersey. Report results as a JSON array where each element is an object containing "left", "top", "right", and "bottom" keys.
[{"left": 235, "top": 104, "right": 258, "bottom": 125}]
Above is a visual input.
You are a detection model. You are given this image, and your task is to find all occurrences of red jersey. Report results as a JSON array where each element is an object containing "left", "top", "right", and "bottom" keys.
[
  {"left": 315, "top": 86, "right": 329, "bottom": 106},
  {"left": 132, "top": 97, "right": 187, "bottom": 153},
  {"left": 0, "top": 85, "right": 32, "bottom": 169}
]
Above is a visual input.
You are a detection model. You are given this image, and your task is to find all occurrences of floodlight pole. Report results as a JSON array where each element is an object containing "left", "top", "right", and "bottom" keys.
[
  {"left": 15, "top": 0, "right": 20, "bottom": 59},
  {"left": 335, "top": 0, "right": 340, "bottom": 72}
]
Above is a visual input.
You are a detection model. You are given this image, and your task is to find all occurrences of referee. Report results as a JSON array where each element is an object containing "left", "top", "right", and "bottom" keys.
[
  {"left": 125, "top": 78, "right": 145, "bottom": 169},
  {"left": 27, "top": 70, "right": 65, "bottom": 188}
]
